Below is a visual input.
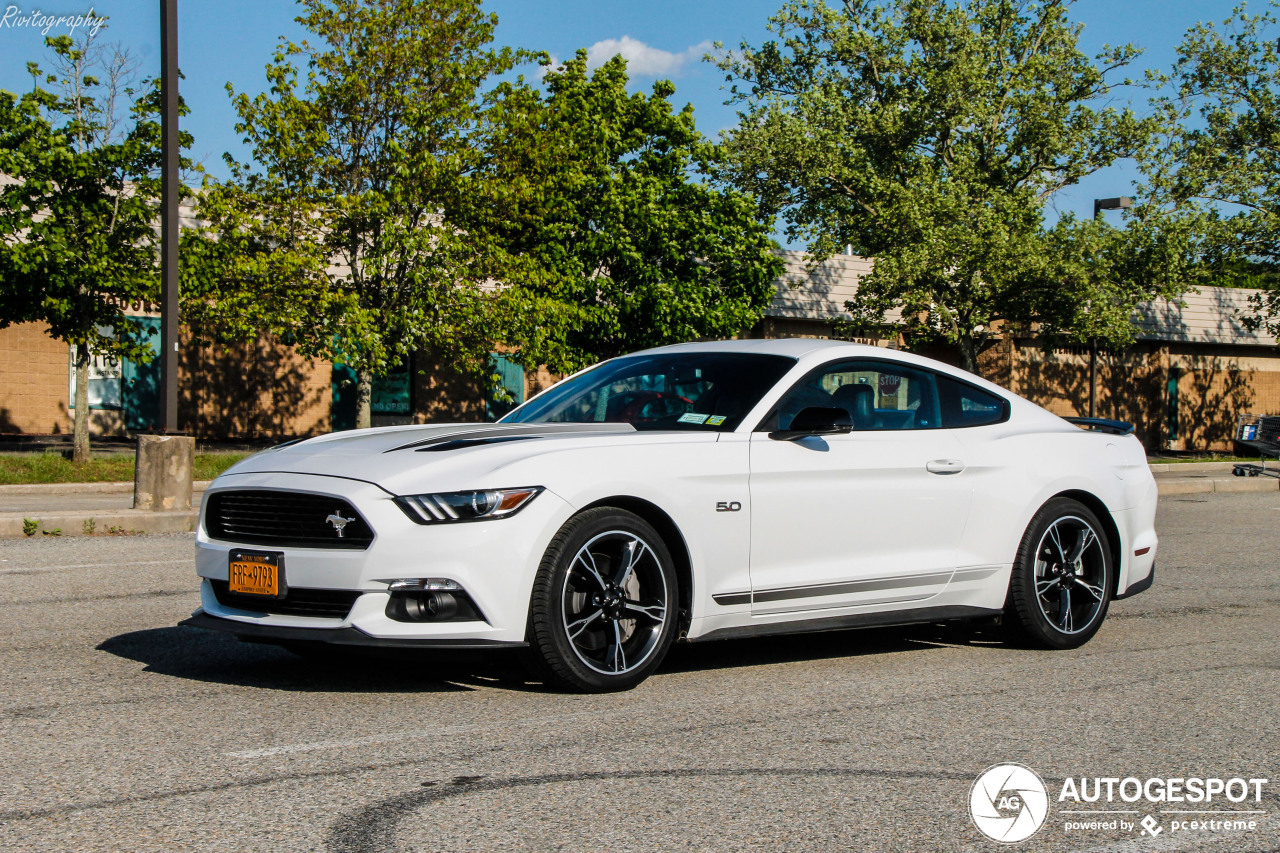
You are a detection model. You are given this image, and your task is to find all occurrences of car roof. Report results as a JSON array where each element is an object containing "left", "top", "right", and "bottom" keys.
[
  {"left": 628, "top": 337, "right": 1023, "bottom": 399},
  {"left": 511, "top": 336, "right": 1061, "bottom": 429},
  {"left": 632, "top": 338, "right": 883, "bottom": 359}
]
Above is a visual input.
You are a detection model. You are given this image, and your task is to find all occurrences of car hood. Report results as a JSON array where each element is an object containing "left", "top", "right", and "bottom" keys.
[{"left": 217, "top": 422, "right": 661, "bottom": 494}]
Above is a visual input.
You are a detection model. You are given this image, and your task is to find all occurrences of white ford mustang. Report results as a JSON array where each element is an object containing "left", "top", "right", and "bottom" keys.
[{"left": 183, "top": 338, "right": 1158, "bottom": 691}]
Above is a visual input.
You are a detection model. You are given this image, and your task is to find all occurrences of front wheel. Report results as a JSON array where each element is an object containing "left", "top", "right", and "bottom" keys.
[
  {"left": 1006, "top": 498, "right": 1113, "bottom": 649},
  {"left": 525, "top": 508, "right": 678, "bottom": 692}
]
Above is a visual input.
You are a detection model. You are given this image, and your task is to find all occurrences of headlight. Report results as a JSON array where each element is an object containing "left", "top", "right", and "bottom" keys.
[{"left": 394, "top": 487, "right": 543, "bottom": 524}]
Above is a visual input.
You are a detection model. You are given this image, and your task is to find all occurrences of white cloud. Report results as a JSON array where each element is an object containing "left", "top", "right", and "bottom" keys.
[{"left": 585, "top": 36, "right": 714, "bottom": 77}]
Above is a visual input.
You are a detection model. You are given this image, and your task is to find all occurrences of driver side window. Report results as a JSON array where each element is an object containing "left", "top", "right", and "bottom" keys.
[{"left": 763, "top": 359, "right": 941, "bottom": 431}]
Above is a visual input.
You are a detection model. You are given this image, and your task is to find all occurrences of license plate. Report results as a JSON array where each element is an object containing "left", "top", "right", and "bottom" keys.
[{"left": 228, "top": 550, "right": 286, "bottom": 597}]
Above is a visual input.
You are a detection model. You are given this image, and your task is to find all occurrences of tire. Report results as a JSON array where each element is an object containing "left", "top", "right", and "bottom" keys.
[
  {"left": 1005, "top": 498, "right": 1113, "bottom": 649},
  {"left": 525, "top": 507, "right": 679, "bottom": 692}
]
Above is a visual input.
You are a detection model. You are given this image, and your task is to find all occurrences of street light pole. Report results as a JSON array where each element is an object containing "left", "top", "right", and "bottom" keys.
[
  {"left": 159, "top": 0, "right": 179, "bottom": 434},
  {"left": 1088, "top": 196, "right": 1133, "bottom": 419},
  {"left": 133, "top": 0, "right": 193, "bottom": 513}
]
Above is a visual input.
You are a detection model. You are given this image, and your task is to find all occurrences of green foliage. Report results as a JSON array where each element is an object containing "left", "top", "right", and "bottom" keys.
[
  {"left": 0, "top": 32, "right": 191, "bottom": 460},
  {"left": 1143, "top": 3, "right": 1280, "bottom": 335},
  {"left": 0, "top": 451, "right": 247, "bottom": 484},
  {"left": 462, "top": 53, "right": 783, "bottom": 371},
  {"left": 0, "top": 451, "right": 133, "bottom": 484},
  {"left": 718, "top": 0, "right": 1169, "bottom": 372},
  {"left": 1014, "top": 211, "right": 1199, "bottom": 348},
  {"left": 188, "top": 2, "right": 780, "bottom": 416},
  {"left": 192, "top": 453, "right": 251, "bottom": 481},
  {"left": 22, "top": 518, "right": 37, "bottom": 537},
  {"left": 184, "top": 0, "right": 526, "bottom": 427},
  {"left": 0, "top": 33, "right": 169, "bottom": 360}
]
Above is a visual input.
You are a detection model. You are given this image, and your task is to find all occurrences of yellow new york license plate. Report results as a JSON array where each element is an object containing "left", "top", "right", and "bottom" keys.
[{"left": 228, "top": 550, "right": 283, "bottom": 596}]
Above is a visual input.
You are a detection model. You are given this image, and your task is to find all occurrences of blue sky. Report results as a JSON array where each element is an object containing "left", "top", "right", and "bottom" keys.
[{"left": 0, "top": 0, "right": 1246, "bottom": 237}]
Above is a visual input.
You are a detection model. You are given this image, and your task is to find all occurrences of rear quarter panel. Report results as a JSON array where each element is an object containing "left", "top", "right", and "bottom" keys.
[{"left": 953, "top": 414, "right": 1155, "bottom": 596}]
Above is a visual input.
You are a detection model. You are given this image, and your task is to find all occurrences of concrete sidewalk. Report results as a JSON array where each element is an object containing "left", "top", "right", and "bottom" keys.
[
  {"left": 0, "top": 481, "right": 210, "bottom": 538},
  {"left": 0, "top": 462, "right": 1275, "bottom": 539},
  {"left": 1148, "top": 460, "right": 1280, "bottom": 495}
]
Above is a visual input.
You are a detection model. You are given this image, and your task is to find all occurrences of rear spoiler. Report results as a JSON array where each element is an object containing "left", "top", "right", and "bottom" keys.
[{"left": 1063, "top": 417, "right": 1135, "bottom": 436}]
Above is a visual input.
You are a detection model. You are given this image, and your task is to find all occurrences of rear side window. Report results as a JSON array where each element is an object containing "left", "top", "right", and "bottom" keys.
[
  {"left": 759, "top": 359, "right": 942, "bottom": 431},
  {"left": 937, "top": 374, "right": 1010, "bottom": 428}
]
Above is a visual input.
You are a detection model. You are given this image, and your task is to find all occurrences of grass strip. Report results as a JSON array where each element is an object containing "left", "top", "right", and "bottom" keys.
[{"left": 0, "top": 452, "right": 250, "bottom": 485}]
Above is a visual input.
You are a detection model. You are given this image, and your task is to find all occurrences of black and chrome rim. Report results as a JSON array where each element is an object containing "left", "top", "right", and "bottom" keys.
[
  {"left": 1033, "top": 515, "right": 1107, "bottom": 635},
  {"left": 561, "top": 530, "right": 669, "bottom": 676}
]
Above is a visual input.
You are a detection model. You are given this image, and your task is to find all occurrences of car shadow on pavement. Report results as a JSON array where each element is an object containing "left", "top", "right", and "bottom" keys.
[
  {"left": 96, "top": 626, "right": 534, "bottom": 693},
  {"left": 659, "top": 622, "right": 985, "bottom": 675},
  {"left": 99, "top": 620, "right": 1009, "bottom": 694}
]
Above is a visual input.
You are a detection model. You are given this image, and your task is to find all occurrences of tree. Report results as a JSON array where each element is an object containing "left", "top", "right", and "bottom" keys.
[
  {"left": 1014, "top": 212, "right": 1199, "bottom": 347},
  {"left": 1143, "top": 2, "right": 1280, "bottom": 333},
  {"left": 0, "top": 34, "right": 167, "bottom": 461},
  {"left": 186, "top": 0, "right": 524, "bottom": 430},
  {"left": 718, "top": 0, "right": 1168, "bottom": 374},
  {"left": 459, "top": 52, "right": 784, "bottom": 373}
]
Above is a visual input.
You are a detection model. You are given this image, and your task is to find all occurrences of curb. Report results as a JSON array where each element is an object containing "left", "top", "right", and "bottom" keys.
[
  {"left": 1147, "top": 461, "right": 1246, "bottom": 475},
  {"left": 0, "top": 509, "right": 199, "bottom": 538},
  {"left": 1156, "top": 476, "right": 1279, "bottom": 495}
]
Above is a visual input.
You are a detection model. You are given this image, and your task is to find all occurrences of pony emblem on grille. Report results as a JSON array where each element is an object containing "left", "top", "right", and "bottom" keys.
[{"left": 326, "top": 511, "right": 355, "bottom": 537}]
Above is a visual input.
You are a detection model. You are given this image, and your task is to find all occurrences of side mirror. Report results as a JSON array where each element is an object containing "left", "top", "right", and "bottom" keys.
[{"left": 769, "top": 406, "right": 854, "bottom": 441}]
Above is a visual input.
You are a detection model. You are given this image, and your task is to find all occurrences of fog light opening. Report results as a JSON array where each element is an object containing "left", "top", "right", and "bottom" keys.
[
  {"left": 406, "top": 591, "right": 459, "bottom": 621},
  {"left": 386, "top": 584, "right": 485, "bottom": 623}
]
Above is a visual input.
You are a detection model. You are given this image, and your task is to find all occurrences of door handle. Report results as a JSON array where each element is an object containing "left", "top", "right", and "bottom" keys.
[{"left": 926, "top": 459, "right": 965, "bottom": 475}]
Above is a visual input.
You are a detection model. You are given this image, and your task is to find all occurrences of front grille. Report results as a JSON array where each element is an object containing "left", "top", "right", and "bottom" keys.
[
  {"left": 210, "top": 579, "right": 361, "bottom": 619},
  {"left": 205, "top": 490, "right": 374, "bottom": 549}
]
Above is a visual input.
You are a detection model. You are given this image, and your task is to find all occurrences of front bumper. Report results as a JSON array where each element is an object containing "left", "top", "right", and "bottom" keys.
[
  {"left": 179, "top": 612, "right": 527, "bottom": 648},
  {"left": 192, "top": 471, "right": 571, "bottom": 645}
]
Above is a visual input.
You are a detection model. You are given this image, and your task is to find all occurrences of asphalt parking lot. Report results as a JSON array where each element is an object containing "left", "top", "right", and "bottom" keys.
[{"left": 1, "top": 491, "right": 1277, "bottom": 853}]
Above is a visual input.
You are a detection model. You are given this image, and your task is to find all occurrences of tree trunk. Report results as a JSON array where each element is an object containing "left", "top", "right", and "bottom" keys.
[
  {"left": 355, "top": 369, "right": 373, "bottom": 430},
  {"left": 73, "top": 342, "right": 91, "bottom": 463},
  {"left": 957, "top": 336, "right": 980, "bottom": 377}
]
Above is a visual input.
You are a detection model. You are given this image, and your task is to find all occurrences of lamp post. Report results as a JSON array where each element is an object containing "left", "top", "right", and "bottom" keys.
[
  {"left": 133, "top": 0, "right": 194, "bottom": 513},
  {"left": 159, "top": 0, "right": 179, "bottom": 434},
  {"left": 1093, "top": 196, "right": 1133, "bottom": 220},
  {"left": 1088, "top": 196, "right": 1133, "bottom": 418}
]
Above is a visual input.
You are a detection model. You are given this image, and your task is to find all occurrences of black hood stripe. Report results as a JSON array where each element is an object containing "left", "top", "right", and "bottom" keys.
[{"left": 384, "top": 423, "right": 636, "bottom": 453}]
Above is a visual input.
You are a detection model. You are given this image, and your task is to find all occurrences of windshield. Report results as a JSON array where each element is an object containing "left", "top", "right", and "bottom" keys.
[{"left": 501, "top": 352, "right": 796, "bottom": 431}]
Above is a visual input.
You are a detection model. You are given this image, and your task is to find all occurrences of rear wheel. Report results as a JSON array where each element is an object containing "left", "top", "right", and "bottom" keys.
[
  {"left": 1006, "top": 498, "right": 1113, "bottom": 649},
  {"left": 525, "top": 508, "right": 678, "bottom": 692}
]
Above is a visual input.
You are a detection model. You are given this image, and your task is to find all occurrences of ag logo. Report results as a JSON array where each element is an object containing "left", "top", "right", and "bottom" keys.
[{"left": 969, "top": 763, "right": 1049, "bottom": 843}]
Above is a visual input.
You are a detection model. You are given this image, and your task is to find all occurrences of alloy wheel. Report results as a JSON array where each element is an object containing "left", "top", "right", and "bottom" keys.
[
  {"left": 560, "top": 530, "right": 669, "bottom": 676},
  {"left": 1032, "top": 515, "right": 1108, "bottom": 635}
]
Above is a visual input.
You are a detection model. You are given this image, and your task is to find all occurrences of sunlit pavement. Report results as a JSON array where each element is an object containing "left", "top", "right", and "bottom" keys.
[{"left": 0, "top": 491, "right": 1276, "bottom": 852}]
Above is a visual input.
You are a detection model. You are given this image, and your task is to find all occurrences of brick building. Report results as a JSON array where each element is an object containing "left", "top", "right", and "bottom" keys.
[
  {"left": 2, "top": 249, "right": 1277, "bottom": 450},
  {"left": 760, "top": 253, "right": 1279, "bottom": 451}
]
